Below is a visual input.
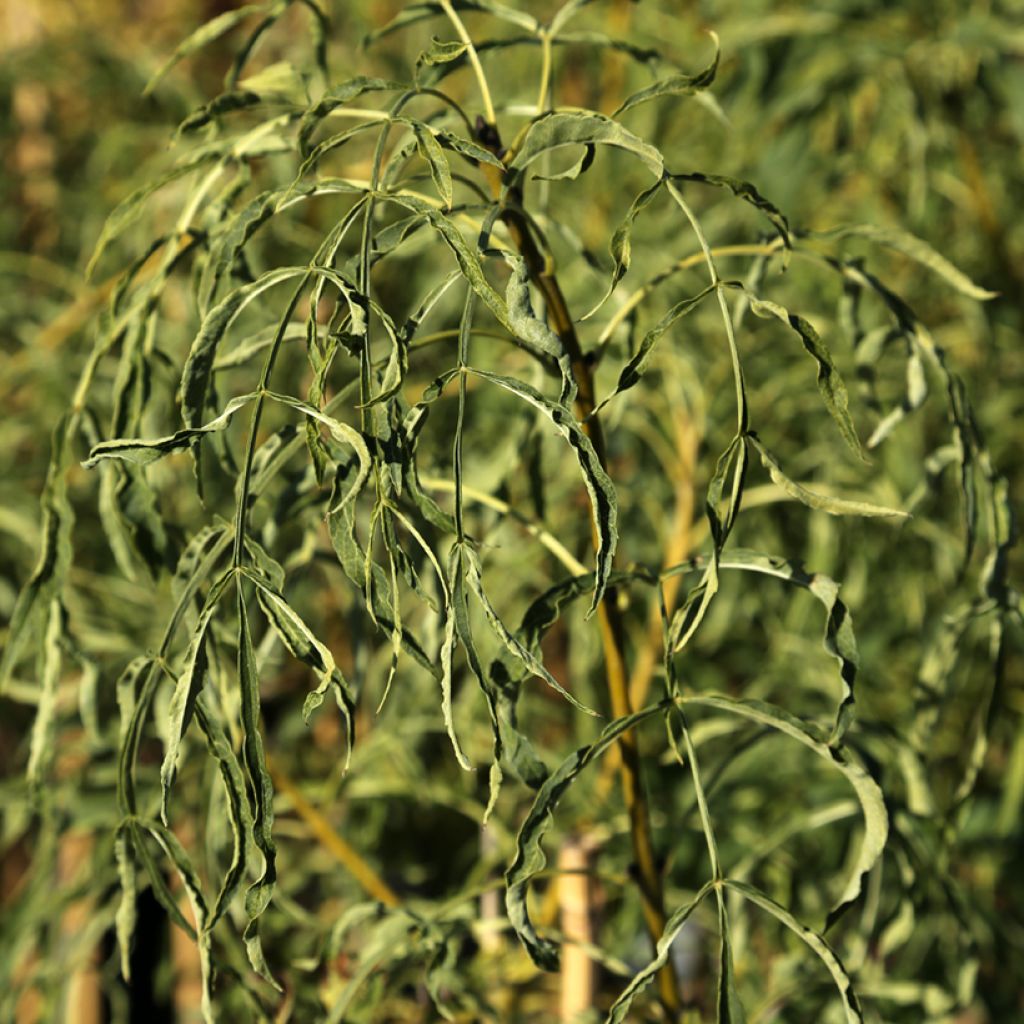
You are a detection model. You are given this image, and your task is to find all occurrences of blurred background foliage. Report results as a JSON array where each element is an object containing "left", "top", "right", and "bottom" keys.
[{"left": 1, "top": 0, "right": 1022, "bottom": 1021}]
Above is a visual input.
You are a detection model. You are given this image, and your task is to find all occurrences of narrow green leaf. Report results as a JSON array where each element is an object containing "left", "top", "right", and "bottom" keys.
[
  {"left": 194, "top": 693, "right": 254, "bottom": 926},
  {"left": 581, "top": 179, "right": 663, "bottom": 321},
  {"left": 746, "top": 434, "right": 908, "bottom": 519},
  {"left": 726, "top": 880, "right": 864, "bottom": 1022},
  {"left": 298, "top": 76, "right": 406, "bottom": 155},
  {"left": 160, "top": 570, "right": 233, "bottom": 824},
  {"left": 263, "top": 391, "right": 371, "bottom": 514},
  {"left": 242, "top": 566, "right": 355, "bottom": 769},
  {"left": 439, "top": 547, "right": 473, "bottom": 771},
  {"left": 671, "top": 172, "right": 790, "bottom": 248},
  {"left": 614, "top": 31, "right": 720, "bottom": 115},
  {"left": 412, "top": 123, "right": 454, "bottom": 209},
  {"left": 499, "top": 251, "right": 574, "bottom": 400},
  {"left": 508, "top": 111, "right": 665, "bottom": 180},
  {"left": 138, "top": 819, "right": 215, "bottom": 1024},
  {"left": 711, "top": 549, "right": 859, "bottom": 743},
  {"left": 506, "top": 702, "right": 671, "bottom": 969},
  {"left": 595, "top": 283, "right": 717, "bottom": 414},
  {"left": 26, "top": 599, "right": 63, "bottom": 794},
  {"left": 464, "top": 544, "right": 597, "bottom": 715},
  {"left": 606, "top": 881, "right": 715, "bottom": 1023},
  {"left": 416, "top": 36, "right": 468, "bottom": 71},
  {"left": 467, "top": 368, "right": 617, "bottom": 613},
  {"left": 743, "top": 292, "right": 863, "bottom": 459},
  {"left": 816, "top": 224, "right": 998, "bottom": 301},
  {"left": 1, "top": 417, "right": 73, "bottom": 695},
  {"left": 236, "top": 584, "right": 280, "bottom": 990},
  {"left": 145, "top": 4, "right": 267, "bottom": 94},
  {"left": 684, "top": 695, "right": 888, "bottom": 921},
  {"left": 113, "top": 825, "right": 137, "bottom": 982},
  {"left": 82, "top": 392, "right": 259, "bottom": 469}
]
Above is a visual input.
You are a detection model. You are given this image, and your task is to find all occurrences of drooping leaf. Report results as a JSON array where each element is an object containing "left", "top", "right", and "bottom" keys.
[
  {"left": 746, "top": 434, "right": 908, "bottom": 519},
  {"left": 595, "top": 283, "right": 717, "bottom": 413},
  {"left": 145, "top": 4, "right": 267, "bottom": 94},
  {"left": 743, "top": 291, "right": 863, "bottom": 459},
  {"left": 726, "top": 880, "right": 864, "bottom": 1022},
  {"left": 82, "top": 392, "right": 259, "bottom": 469},
  {"left": 815, "top": 224, "right": 998, "bottom": 301},
  {"left": 466, "top": 368, "right": 618, "bottom": 612},
  {"left": 581, "top": 179, "right": 663, "bottom": 321},
  {"left": 606, "top": 881, "right": 715, "bottom": 1023},
  {"left": 0, "top": 417, "right": 74, "bottom": 694},
  {"left": 412, "top": 123, "right": 454, "bottom": 209},
  {"left": 506, "top": 702, "right": 670, "bottom": 969},
  {"left": 160, "top": 570, "right": 233, "bottom": 823},
  {"left": 194, "top": 692, "right": 254, "bottom": 926},
  {"left": 614, "top": 31, "right": 720, "bottom": 115},
  {"left": 508, "top": 111, "right": 665, "bottom": 180},
  {"left": 242, "top": 566, "right": 355, "bottom": 766},
  {"left": 235, "top": 584, "right": 281, "bottom": 990},
  {"left": 684, "top": 695, "right": 888, "bottom": 922}
]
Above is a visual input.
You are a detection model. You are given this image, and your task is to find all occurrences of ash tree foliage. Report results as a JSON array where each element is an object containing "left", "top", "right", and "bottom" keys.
[{"left": 1, "top": 0, "right": 1020, "bottom": 1021}]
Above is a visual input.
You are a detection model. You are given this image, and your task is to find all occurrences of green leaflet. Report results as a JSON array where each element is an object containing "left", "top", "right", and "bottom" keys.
[
  {"left": 113, "top": 825, "right": 137, "bottom": 982},
  {"left": 506, "top": 702, "right": 671, "bottom": 969},
  {"left": 242, "top": 567, "right": 356, "bottom": 765},
  {"left": 327, "top": 501, "right": 440, "bottom": 679},
  {"left": 670, "top": 172, "right": 790, "bottom": 249},
  {"left": 669, "top": 435, "right": 747, "bottom": 654},
  {"left": 145, "top": 4, "right": 267, "bottom": 94},
  {"left": 137, "top": 819, "right": 216, "bottom": 1024},
  {"left": 708, "top": 549, "right": 859, "bottom": 744},
  {"left": 499, "top": 251, "right": 575, "bottom": 400},
  {"left": 412, "top": 122, "right": 454, "bottom": 208},
  {"left": 0, "top": 417, "right": 74, "bottom": 695},
  {"left": 131, "top": 818, "right": 198, "bottom": 938},
  {"left": 416, "top": 35, "right": 468, "bottom": 74},
  {"left": 463, "top": 543, "right": 597, "bottom": 715},
  {"left": 742, "top": 290, "right": 864, "bottom": 459},
  {"left": 236, "top": 583, "right": 281, "bottom": 990},
  {"left": 263, "top": 391, "right": 371, "bottom": 514},
  {"left": 746, "top": 433, "right": 908, "bottom": 519},
  {"left": 82, "top": 392, "right": 259, "bottom": 469},
  {"left": 815, "top": 224, "right": 998, "bottom": 301},
  {"left": 594, "top": 283, "right": 717, "bottom": 414},
  {"left": 382, "top": 193, "right": 519, "bottom": 339},
  {"left": 180, "top": 264, "right": 355, "bottom": 439},
  {"left": 725, "top": 880, "right": 864, "bottom": 1023},
  {"left": 85, "top": 154, "right": 217, "bottom": 279},
  {"left": 683, "top": 695, "right": 888, "bottom": 923},
  {"left": 716, "top": 895, "right": 747, "bottom": 1023},
  {"left": 606, "top": 881, "right": 715, "bottom": 1023},
  {"left": 177, "top": 90, "right": 267, "bottom": 135},
  {"left": 160, "top": 569, "right": 233, "bottom": 824},
  {"left": 194, "top": 692, "right": 254, "bottom": 926},
  {"left": 508, "top": 111, "right": 665, "bottom": 180},
  {"left": 440, "top": 546, "right": 474, "bottom": 772},
  {"left": 581, "top": 178, "right": 663, "bottom": 321},
  {"left": 465, "top": 368, "right": 617, "bottom": 613},
  {"left": 297, "top": 76, "right": 405, "bottom": 154},
  {"left": 26, "top": 599, "right": 63, "bottom": 795},
  {"left": 614, "top": 31, "right": 720, "bottom": 115}
]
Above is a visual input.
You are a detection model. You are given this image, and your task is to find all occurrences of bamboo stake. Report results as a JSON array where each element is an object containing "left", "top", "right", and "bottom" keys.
[{"left": 558, "top": 837, "right": 598, "bottom": 1022}]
